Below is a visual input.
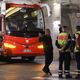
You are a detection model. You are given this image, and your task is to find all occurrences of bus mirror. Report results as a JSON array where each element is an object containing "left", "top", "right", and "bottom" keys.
[{"left": 40, "top": 4, "right": 51, "bottom": 17}]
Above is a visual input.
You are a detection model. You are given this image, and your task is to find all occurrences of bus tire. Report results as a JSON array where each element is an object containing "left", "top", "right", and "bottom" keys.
[
  {"left": 0, "top": 52, "right": 5, "bottom": 61},
  {"left": 4, "top": 56, "right": 11, "bottom": 61}
]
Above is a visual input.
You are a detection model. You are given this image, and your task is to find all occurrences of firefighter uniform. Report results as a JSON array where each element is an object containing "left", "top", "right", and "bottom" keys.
[
  {"left": 72, "top": 31, "right": 80, "bottom": 79},
  {"left": 56, "top": 32, "right": 72, "bottom": 78}
]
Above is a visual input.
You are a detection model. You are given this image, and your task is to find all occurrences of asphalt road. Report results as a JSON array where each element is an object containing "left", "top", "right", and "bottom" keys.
[{"left": 0, "top": 56, "right": 78, "bottom": 80}]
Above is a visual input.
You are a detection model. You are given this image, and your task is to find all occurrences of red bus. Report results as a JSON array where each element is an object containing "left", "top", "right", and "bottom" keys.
[{"left": 0, "top": 1, "right": 51, "bottom": 61}]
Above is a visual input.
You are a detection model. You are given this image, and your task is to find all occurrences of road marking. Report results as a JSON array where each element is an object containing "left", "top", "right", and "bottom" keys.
[
  {"left": 32, "top": 77, "right": 44, "bottom": 79},
  {"left": 32, "top": 71, "right": 78, "bottom": 80},
  {"left": 32, "top": 74, "right": 58, "bottom": 80},
  {"left": 32, "top": 77, "right": 58, "bottom": 80}
]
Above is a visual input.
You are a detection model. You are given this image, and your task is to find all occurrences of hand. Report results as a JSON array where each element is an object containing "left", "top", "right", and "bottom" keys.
[
  {"left": 59, "top": 48, "right": 63, "bottom": 52},
  {"left": 59, "top": 49, "right": 62, "bottom": 51},
  {"left": 38, "top": 33, "right": 42, "bottom": 37}
]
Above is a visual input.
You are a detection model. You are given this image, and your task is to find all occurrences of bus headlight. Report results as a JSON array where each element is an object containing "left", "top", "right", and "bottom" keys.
[
  {"left": 4, "top": 43, "right": 16, "bottom": 49},
  {"left": 38, "top": 45, "right": 44, "bottom": 49}
]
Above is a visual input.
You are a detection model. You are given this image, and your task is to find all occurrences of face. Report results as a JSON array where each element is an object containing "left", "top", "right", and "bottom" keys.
[
  {"left": 62, "top": 27, "right": 67, "bottom": 32},
  {"left": 45, "top": 29, "right": 50, "bottom": 35}
]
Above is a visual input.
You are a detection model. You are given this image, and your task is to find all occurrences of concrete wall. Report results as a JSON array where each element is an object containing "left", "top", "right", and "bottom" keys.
[
  {"left": 61, "top": 0, "right": 80, "bottom": 4},
  {"left": 69, "top": 13, "right": 80, "bottom": 34},
  {"left": 41, "top": 0, "right": 61, "bottom": 60}
]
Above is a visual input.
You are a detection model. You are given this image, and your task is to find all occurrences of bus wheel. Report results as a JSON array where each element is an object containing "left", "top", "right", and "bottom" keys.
[
  {"left": 0, "top": 52, "right": 11, "bottom": 61},
  {"left": 4, "top": 57, "right": 11, "bottom": 61},
  {"left": 0, "top": 52, "right": 5, "bottom": 61}
]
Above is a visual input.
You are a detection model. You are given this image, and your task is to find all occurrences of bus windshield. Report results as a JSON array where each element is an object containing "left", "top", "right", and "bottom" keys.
[{"left": 5, "top": 7, "right": 44, "bottom": 37}]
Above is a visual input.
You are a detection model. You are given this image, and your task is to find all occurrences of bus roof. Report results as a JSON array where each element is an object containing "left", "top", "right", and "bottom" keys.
[{"left": 1, "top": 0, "right": 41, "bottom": 4}]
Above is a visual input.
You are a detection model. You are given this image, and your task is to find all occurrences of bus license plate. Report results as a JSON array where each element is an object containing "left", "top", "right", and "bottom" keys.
[{"left": 24, "top": 49, "right": 32, "bottom": 52}]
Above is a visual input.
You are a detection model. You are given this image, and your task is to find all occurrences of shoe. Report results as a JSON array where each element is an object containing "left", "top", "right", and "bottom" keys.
[
  {"left": 75, "top": 75, "right": 80, "bottom": 79},
  {"left": 42, "top": 68, "right": 48, "bottom": 73},
  {"left": 42, "top": 68, "right": 52, "bottom": 75},
  {"left": 59, "top": 75, "right": 63, "bottom": 78},
  {"left": 66, "top": 75, "right": 72, "bottom": 79}
]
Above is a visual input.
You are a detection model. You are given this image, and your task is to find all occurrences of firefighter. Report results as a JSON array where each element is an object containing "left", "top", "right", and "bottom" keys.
[
  {"left": 56, "top": 26, "right": 72, "bottom": 78},
  {"left": 39, "top": 29, "right": 53, "bottom": 75},
  {"left": 72, "top": 26, "right": 80, "bottom": 79}
]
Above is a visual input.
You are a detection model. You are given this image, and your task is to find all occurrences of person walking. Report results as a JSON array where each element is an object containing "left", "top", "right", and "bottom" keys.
[
  {"left": 39, "top": 28, "right": 53, "bottom": 75},
  {"left": 72, "top": 26, "right": 80, "bottom": 79},
  {"left": 56, "top": 26, "right": 72, "bottom": 79}
]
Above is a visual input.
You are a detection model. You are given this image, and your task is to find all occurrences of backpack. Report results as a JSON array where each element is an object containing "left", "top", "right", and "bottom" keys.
[{"left": 76, "top": 32, "right": 80, "bottom": 50}]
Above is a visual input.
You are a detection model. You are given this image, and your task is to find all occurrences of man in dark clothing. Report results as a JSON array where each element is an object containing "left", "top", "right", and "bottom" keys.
[
  {"left": 56, "top": 26, "right": 72, "bottom": 79},
  {"left": 39, "top": 29, "right": 53, "bottom": 75},
  {"left": 72, "top": 26, "right": 80, "bottom": 79}
]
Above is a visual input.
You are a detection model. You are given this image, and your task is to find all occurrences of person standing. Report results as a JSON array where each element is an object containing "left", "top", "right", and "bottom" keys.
[
  {"left": 72, "top": 26, "right": 80, "bottom": 79},
  {"left": 56, "top": 26, "right": 72, "bottom": 79},
  {"left": 39, "top": 29, "right": 53, "bottom": 75}
]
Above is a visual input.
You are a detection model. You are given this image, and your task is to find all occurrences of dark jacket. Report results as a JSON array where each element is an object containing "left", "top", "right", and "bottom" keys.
[{"left": 39, "top": 35, "right": 53, "bottom": 52}]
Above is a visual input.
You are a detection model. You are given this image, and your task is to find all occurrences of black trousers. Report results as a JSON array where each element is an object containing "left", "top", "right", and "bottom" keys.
[
  {"left": 59, "top": 51, "right": 71, "bottom": 75},
  {"left": 43, "top": 50, "right": 53, "bottom": 72},
  {"left": 75, "top": 52, "right": 80, "bottom": 74}
]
